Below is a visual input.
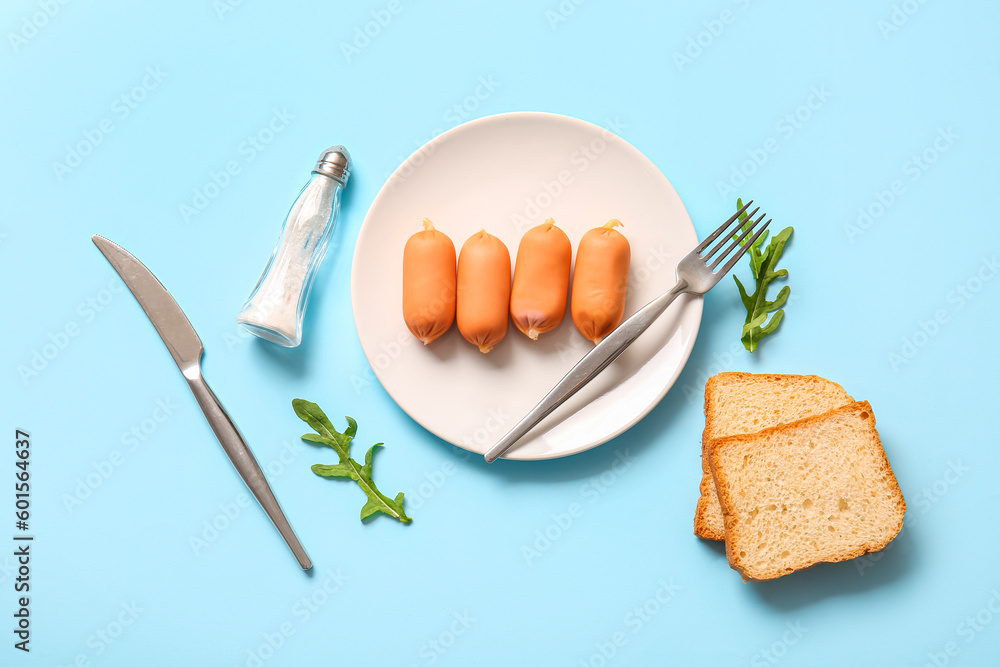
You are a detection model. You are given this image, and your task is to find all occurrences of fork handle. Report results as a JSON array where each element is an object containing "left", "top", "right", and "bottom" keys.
[{"left": 484, "top": 279, "right": 690, "bottom": 462}]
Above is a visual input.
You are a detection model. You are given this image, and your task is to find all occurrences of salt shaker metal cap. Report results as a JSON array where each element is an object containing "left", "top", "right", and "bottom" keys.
[
  {"left": 313, "top": 146, "right": 351, "bottom": 184},
  {"left": 236, "top": 145, "right": 351, "bottom": 347}
]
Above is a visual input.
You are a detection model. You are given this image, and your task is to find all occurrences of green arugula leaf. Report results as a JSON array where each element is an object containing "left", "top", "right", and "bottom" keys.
[
  {"left": 731, "top": 199, "right": 794, "bottom": 352},
  {"left": 293, "top": 399, "right": 411, "bottom": 524},
  {"left": 734, "top": 197, "right": 771, "bottom": 279}
]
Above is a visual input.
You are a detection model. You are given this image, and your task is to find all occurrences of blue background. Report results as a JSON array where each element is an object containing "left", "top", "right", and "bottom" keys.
[{"left": 2, "top": 1, "right": 999, "bottom": 665}]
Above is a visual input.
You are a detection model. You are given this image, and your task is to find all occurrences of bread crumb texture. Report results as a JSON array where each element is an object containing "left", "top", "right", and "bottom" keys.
[
  {"left": 694, "top": 373, "right": 853, "bottom": 541},
  {"left": 710, "top": 401, "right": 906, "bottom": 581}
]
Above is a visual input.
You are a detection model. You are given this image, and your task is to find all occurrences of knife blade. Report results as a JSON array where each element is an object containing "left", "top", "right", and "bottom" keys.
[
  {"left": 92, "top": 235, "right": 312, "bottom": 570},
  {"left": 92, "top": 236, "right": 203, "bottom": 371}
]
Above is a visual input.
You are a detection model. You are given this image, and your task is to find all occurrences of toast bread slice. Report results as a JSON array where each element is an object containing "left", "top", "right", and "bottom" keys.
[
  {"left": 694, "top": 373, "right": 853, "bottom": 541},
  {"left": 709, "top": 401, "right": 906, "bottom": 581}
]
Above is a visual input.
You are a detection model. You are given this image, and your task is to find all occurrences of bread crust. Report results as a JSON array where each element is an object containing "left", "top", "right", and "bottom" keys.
[
  {"left": 693, "top": 373, "right": 726, "bottom": 540},
  {"left": 694, "top": 373, "right": 853, "bottom": 541},
  {"left": 708, "top": 401, "right": 906, "bottom": 581}
]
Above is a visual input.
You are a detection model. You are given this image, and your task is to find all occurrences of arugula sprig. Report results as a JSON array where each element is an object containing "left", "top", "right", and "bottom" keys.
[
  {"left": 293, "top": 399, "right": 411, "bottom": 524},
  {"left": 732, "top": 198, "right": 794, "bottom": 352}
]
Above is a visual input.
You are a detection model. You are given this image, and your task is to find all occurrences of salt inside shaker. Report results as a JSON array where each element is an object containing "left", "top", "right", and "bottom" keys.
[{"left": 236, "top": 146, "right": 351, "bottom": 347}]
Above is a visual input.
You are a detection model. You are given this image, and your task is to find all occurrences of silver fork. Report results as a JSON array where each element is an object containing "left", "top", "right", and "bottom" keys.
[{"left": 484, "top": 200, "right": 770, "bottom": 463}]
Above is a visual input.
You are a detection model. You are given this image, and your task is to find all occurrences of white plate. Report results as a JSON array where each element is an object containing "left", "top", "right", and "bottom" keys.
[{"left": 351, "top": 112, "right": 702, "bottom": 460}]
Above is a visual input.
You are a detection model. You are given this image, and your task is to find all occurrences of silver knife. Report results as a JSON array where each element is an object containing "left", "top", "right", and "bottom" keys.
[{"left": 92, "top": 235, "right": 312, "bottom": 570}]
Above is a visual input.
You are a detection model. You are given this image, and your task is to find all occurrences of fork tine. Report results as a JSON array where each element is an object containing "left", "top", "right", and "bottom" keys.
[
  {"left": 714, "top": 219, "right": 771, "bottom": 274},
  {"left": 695, "top": 199, "right": 753, "bottom": 253},
  {"left": 708, "top": 212, "right": 765, "bottom": 268},
  {"left": 703, "top": 206, "right": 759, "bottom": 260}
]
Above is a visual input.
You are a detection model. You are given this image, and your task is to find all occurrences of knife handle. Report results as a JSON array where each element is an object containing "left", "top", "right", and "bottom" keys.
[{"left": 185, "top": 371, "right": 312, "bottom": 570}]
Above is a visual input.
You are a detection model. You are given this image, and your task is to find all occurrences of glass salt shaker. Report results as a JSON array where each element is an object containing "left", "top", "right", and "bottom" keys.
[{"left": 236, "top": 146, "right": 351, "bottom": 347}]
